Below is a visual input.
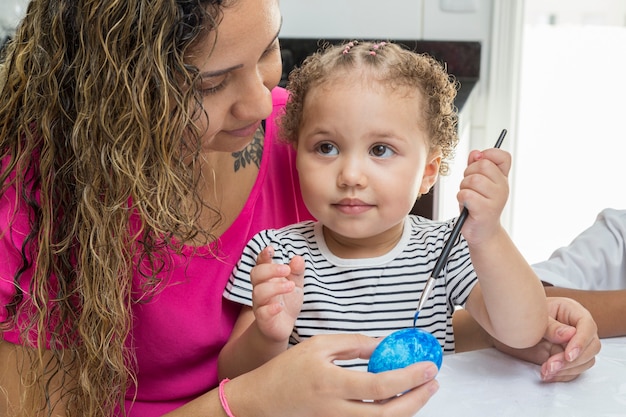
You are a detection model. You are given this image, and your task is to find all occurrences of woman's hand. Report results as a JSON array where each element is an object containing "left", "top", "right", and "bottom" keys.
[
  {"left": 492, "top": 297, "right": 600, "bottom": 382},
  {"left": 227, "top": 333, "right": 440, "bottom": 417}
]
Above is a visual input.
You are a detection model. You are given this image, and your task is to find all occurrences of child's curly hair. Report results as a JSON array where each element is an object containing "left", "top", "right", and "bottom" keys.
[{"left": 280, "top": 40, "right": 459, "bottom": 175}]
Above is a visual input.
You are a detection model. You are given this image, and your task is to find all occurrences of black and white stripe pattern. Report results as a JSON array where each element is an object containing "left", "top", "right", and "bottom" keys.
[{"left": 224, "top": 215, "right": 478, "bottom": 370}]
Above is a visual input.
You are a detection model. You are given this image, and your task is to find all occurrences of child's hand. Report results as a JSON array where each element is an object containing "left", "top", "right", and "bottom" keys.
[
  {"left": 250, "top": 246, "right": 305, "bottom": 343},
  {"left": 457, "top": 148, "right": 511, "bottom": 244}
]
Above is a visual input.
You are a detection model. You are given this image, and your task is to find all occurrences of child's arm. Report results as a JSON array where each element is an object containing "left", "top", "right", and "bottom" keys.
[
  {"left": 460, "top": 148, "right": 548, "bottom": 349},
  {"left": 218, "top": 247, "right": 305, "bottom": 379}
]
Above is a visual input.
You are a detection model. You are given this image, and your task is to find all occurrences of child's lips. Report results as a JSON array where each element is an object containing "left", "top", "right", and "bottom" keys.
[{"left": 333, "top": 198, "right": 374, "bottom": 214}]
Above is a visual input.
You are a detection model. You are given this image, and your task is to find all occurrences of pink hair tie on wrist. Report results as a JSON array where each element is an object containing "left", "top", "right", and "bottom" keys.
[{"left": 219, "top": 378, "right": 236, "bottom": 417}]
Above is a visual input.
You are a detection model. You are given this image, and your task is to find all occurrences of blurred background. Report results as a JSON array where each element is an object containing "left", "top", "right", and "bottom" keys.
[
  {"left": 512, "top": 0, "right": 626, "bottom": 263},
  {"left": 0, "top": 0, "right": 28, "bottom": 48}
]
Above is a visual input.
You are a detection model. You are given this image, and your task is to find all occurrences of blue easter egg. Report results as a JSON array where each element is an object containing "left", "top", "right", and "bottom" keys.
[{"left": 368, "top": 328, "right": 443, "bottom": 373}]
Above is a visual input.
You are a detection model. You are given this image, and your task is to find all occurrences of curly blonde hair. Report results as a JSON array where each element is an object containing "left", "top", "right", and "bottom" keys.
[
  {"left": 280, "top": 40, "right": 459, "bottom": 175},
  {"left": 0, "top": 0, "right": 229, "bottom": 415}
]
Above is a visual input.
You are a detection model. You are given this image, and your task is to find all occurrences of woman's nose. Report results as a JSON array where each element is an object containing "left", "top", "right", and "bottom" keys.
[
  {"left": 231, "top": 73, "right": 273, "bottom": 122},
  {"left": 231, "top": 59, "right": 281, "bottom": 122}
]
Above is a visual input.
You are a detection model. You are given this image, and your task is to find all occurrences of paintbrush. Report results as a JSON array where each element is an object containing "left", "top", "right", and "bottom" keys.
[{"left": 413, "top": 128, "right": 507, "bottom": 325}]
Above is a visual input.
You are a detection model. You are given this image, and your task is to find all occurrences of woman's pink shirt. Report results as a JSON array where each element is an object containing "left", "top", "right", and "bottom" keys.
[{"left": 0, "top": 87, "right": 312, "bottom": 416}]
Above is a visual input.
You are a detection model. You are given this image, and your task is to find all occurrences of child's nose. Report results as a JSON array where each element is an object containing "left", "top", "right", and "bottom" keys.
[{"left": 337, "top": 158, "right": 367, "bottom": 188}]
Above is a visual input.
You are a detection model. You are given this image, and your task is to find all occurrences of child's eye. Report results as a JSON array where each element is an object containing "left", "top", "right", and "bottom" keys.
[
  {"left": 316, "top": 142, "right": 338, "bottom": 156},
  {"left": 370, "top": 144, "right": 394, "bottom": 158}
]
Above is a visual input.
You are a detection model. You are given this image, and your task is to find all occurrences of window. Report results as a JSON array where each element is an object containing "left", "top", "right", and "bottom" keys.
[{"left": 510, "top": 0, "right": 626, "bottom": 263}]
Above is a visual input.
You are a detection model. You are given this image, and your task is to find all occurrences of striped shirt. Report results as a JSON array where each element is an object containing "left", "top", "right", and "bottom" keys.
[{"left": 224, "top": 215, "right": 478, "bottom": 370}]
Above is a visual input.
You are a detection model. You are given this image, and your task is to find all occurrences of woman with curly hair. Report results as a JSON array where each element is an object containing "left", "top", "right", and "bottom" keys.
[
  {"left": 0, "top": 1, "right": 445, "bottom": 415},
  {"left": 0, "top": 0, "right": 600, "bottom": 416}
]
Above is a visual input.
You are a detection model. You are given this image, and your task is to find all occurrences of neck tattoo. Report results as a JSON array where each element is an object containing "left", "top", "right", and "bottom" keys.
[{"left": 232, "top": 124, "right": 264, "bottom": 172}]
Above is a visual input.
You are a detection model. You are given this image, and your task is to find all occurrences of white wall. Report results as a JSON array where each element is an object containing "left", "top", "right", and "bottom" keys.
[
  {"left": 279, "top": 0, "right": 425, "bottom": 39},
  {"left": 0, "top": 0, "right": 29, "bottom": 40},
  {"left": 279, "top": 0, "right": 493, "bottom": 42},
  {"left": 525, "top": 0, "right": 626, "bottom": 26}
]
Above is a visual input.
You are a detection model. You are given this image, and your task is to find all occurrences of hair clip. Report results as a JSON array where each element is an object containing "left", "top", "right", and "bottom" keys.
[
  {"left": 368, "top": 42, "right": 387, "bottom": 56},
  {"left": 372, "top": 42, "right": 387, "bottom": 51},
  {"left": 342, "top": 41, "right": 356, "bottom": 55}
]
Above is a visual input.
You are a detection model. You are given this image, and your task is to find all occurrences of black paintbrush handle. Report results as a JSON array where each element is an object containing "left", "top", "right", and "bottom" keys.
[{"left": 414, "top": 129, "right": 507, "bottom": 323}]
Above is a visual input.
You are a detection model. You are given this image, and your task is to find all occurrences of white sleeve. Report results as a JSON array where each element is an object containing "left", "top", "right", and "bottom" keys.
[
  {"left": 224, "top": 229, "right": 275, "bottom": 306},
  {"left": 532, "top": 208, "right": 626, "bottom": 290}
]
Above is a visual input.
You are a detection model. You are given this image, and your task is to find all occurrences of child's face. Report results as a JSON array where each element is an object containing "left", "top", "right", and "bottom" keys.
[{"left": 296, "top": 78, "right": 441, "bottom": 251}]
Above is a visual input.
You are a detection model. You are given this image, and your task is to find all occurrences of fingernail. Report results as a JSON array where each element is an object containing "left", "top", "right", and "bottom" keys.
[
  {"left": 549, "top": 360, "right": 563, "bottom": 374},
  {"left": 424, "top": 365, "right": 437, "bottom": 380},
  {"left": 568, "top": 348, "right": 580, "bottom": 362},
  {"left": 267, "top": 246, "right": 275, "bottom": 257},
  {"left": 429, "top": 380, "right": 440, "bottom": 395}
]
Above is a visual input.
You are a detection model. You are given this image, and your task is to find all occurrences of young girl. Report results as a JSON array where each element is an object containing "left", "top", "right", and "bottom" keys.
[{"left": 219, "top": 41, "right": 549, "bottom": 376}]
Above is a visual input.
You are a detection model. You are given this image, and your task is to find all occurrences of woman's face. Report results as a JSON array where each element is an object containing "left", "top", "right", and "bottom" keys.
[{"left": 190, "top": 0, "right": 282, "bottom": 153}]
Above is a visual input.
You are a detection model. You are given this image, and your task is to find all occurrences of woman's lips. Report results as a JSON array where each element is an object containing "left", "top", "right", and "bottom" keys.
[{"left": 224, "top": 121, "right": 262, "bottom": 137}]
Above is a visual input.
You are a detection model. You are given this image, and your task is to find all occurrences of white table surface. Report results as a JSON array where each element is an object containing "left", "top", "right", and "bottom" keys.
[{"left": 419, "top": 337, "right": 626, "bottom": 416}]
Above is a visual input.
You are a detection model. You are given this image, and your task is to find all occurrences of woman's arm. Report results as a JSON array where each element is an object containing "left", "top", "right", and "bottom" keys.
[
  {"left": 543, "top": 286, "right": 626, "bottom": 338},
  {"left": 218, "top": 306, "right": 289, "bottom": 379},
  {"left": 454, "top": 296, "right": 601, "bottom": 382},
  {"left": 174, "top": 334, "right": 439, "bottom": 417},
  {"left": 0, "top": 340, "right": 73, "bottom": 417},
  {"left": 0, "top": 341, "right": 24, "bottom": 416},
  {"left": 3, "top": 334, "right": 440, "bottom": 417}
]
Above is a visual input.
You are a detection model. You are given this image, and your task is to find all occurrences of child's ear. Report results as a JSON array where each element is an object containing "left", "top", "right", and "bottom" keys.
[{"left": 419, "top": 153, "right": 441, "bottom": 195}]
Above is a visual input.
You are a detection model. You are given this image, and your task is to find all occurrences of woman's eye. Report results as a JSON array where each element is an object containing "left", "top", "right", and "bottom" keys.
[
  {"left": 262, "top": 41, "right": 280, "bottom": 59},
  {"left": 201, "top": 84, "right": 225, "bottom": 95},
  {"left": 199, "top": 76, "right": 228, "bottom": 95},
  {"left": 371, "top": 144, "right": 394, "bottom": 158},
  {"left": 316, "top": 142, "right": 338, "bottom": 155}
]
